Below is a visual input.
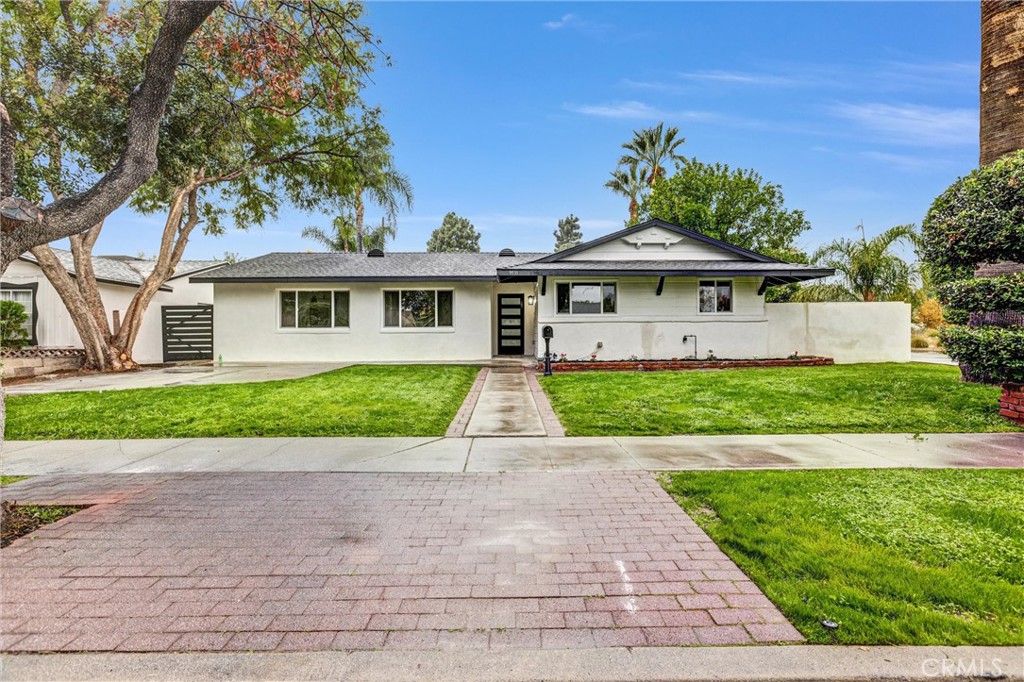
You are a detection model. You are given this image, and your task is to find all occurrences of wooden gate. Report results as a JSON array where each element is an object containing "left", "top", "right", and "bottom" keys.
[{"left": 161, "top": 304, "right": 213, "bottom": 362}]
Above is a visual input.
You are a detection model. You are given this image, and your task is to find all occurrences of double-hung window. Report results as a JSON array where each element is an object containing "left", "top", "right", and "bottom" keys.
[
  {"left": 279, "top": 290, "right": 350, "bottom": 329},
  {"left": 0, "top": 286, "right": 36, "bottom": 343},
  {"left": 698, "top": 280, "right": 732, "bottom": 314},
  {"left": 555, "top": 282, "right": 617, "bottom": 315},
  {"left": 383, "top": 290, "right": 454, "bottom": 328}
]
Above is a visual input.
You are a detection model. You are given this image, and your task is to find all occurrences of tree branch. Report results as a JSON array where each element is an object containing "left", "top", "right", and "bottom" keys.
[{"left": 1, "top": 0, "right": 220, "bottom": 273}]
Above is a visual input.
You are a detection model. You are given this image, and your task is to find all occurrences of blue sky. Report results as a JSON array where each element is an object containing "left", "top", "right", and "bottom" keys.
[{"left": 99, "top": 1, "right": 979, "bottom": 261}]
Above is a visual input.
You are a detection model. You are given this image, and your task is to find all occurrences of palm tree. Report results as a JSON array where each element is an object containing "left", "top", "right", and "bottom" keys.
[
  {"left": 618, "top": 122, "right": 686, "bottom": 186},
  {"left": 302, "top": 214, "right": 358, "bottom": 252},
  {"left": 302, "top": 214, "right": 397, "bottom": 253},
  {"left": 350, "top": 127, "right": 413, "bottom": 253},
  {"left": 981, "top": 1, "right": 1024, "bottom": 165},
  {"left": 604, "top": 162, "right": 648, "bottom": 224},
  {"left": 794, "top": 224, "right": 919, "bottom": 302}
]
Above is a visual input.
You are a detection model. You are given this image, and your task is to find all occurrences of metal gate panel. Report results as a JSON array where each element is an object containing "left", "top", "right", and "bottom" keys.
[{"left": 161, "top": 304, "right": 213, "bottom": 362}]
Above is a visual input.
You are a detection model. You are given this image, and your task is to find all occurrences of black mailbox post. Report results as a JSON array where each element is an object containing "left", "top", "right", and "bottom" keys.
[{"left": 542, "top": 325, "right": 554, "bottom": 376}]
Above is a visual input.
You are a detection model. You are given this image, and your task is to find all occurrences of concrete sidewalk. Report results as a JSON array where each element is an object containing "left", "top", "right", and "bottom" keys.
[
  {"left": 4, "top": 362, "right": 350, "bottom": 395},
  {"left": 2, "top": 433, "right": 1021, "bottom": 475},
  {"left": 3, "top": 646, "right": 1021, "bottom": 681}
]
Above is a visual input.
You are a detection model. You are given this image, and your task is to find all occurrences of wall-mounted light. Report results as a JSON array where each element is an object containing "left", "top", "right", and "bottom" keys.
[{"left": 527, "top": 295, "right": 536, "bottom": 306}]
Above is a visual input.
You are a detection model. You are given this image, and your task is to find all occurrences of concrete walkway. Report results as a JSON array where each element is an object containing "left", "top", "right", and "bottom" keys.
[
  {"left": 4, "top": 646, "right": 1022, "bottom": 681},
  {"left": 465, "top": 368, "right": 546, "bottom": 437},
  {"left": 3, "top": 362, "right": 350, "bottom": 395},
  {"left": 910, "top": 351, "right": 957, "bottom": 366},
  {"left": 3, "top": 433, "right": 1021, "bottom": 475}
]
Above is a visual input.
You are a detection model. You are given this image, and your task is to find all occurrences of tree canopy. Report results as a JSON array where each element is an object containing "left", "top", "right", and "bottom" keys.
[
  {"left": 427, "top": 212, "right": 480, "bottom": 253},
  {"left": 639, "top": 160, "right": 810, "bottom": 253},
  {"left": 554, "top": 214, "right": 583, "bottom": 251}
]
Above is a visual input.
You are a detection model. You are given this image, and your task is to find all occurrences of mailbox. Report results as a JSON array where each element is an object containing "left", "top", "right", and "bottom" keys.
[{"left": 541, "top": 326, "right": 554, "bottom": 376}]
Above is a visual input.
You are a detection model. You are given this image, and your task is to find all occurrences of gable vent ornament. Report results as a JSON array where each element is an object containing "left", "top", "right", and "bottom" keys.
[{"left": 622, "top": 229, "right": 684, "bottom": 250}]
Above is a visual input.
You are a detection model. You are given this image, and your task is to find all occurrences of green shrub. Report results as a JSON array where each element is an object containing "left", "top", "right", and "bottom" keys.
[
  {"left": 921, "top": 150, "right": 1024, "bottom": 271},
  {"left": 939, "top": 273, "right": 1024, "bottom": 313},
  {"left": 911, "top": 335, "right": 931, "bottom": 349},
  {"left": 939, "top": 326, "right": 1024, "bottom": 385},
  {"left": 0, "top": 300, "right": 29, "bottom": 349}
]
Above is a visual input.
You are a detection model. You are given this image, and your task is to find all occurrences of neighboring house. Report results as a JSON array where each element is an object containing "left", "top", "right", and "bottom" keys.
[
  {"left": 1, "top": 250, "right": 222, "bottom": 364},
  {"left": 194, "top": 220, "right": 911, "bottom": 364}
]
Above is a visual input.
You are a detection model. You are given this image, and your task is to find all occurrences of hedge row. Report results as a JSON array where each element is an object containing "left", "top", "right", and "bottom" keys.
[
  {"left": 921, "top": 150, "right": 1024, "bottom": 271},
  {"left": 939, "top": 273, "right": 1024, "bottom": 313},
  {"left": 939, "top": 326, "right": 1024, "bottom": 385}
]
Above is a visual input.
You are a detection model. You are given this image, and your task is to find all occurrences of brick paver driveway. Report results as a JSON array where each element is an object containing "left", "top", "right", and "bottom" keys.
[{"left": 1, "top": 472, "right": 801, "bottom": 652}]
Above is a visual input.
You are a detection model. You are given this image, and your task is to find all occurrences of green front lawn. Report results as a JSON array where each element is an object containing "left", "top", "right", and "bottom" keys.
[
  {"left": 5, "top": 365, "right": 479, "bottom": 439},
  {"left": 540, "top": 364, "right": 1016, "bottom": 435},
  {"left": 661, "top": 469, "right": 1024, "bottom": 645}
]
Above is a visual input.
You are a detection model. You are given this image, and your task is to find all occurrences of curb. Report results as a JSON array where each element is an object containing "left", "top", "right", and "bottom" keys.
[{"left": 3, "top": 645, "right": 1021, "bottom": 682}]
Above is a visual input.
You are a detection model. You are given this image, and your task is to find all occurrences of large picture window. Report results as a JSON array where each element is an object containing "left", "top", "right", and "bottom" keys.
[
  {"left": 383, "top": 290, "right": 454, "bottom": 328},
  {"left": 698, "top": 280, "right": 733, "bottom": 313},
  {"left": 279, "top": 290, "right": 349, "bottom": 328},
  {"left": 556, "top": 282, "right": 616, "bottom": 315}
]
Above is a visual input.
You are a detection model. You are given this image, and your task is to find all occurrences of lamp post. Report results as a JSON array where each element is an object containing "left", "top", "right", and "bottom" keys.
[{"left": 542, "top": 325, "right": 554, "bottom": 377}]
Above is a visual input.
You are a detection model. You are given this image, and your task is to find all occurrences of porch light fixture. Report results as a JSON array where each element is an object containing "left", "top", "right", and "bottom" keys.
[{"left": 527, "top": 295, "right": 536, "bottom": 306}]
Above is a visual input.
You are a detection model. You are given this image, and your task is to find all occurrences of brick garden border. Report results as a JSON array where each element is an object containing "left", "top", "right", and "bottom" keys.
[
  {"left": 999, "top": 383, "right": 1024, "bottom": 425},
  {"left": 525, "top": 369, "right": 566, "bottom": 437},
  {"left": 538, "top": 357, "right": 834, "bottom": 373},
  {"left": 445, "top": 368, "right": 489, "bottom": 438}
]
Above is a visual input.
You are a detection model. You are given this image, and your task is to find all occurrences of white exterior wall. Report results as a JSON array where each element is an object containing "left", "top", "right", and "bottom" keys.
[
  {"left": 536, "top": 276, "right": 769, "bottom": 360},
  {"left": 1, "top": 259, "right": 214, "bottom": 364},
  {"left": 212, "top": 280, "right": 494, "bottom": 363},
  {"left": 560, "top": 226, "right": 740, "bottom": 261},
  {"left": 765, "top": 302, "right": 911, "bottom": 364}
]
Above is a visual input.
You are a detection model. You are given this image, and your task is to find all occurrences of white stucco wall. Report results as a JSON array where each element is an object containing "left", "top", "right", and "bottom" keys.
[
  {"left": 211, "top": 280, "right": 495, "bottom": 362},
  {"left": 1, "top": 259, "right": 214, "bottom": 364},
  {"left": 560, "top": 225, "right": 741, "bottom": 261},
  {"left": 765, "top": 302, "right": 911, "bottom": 364},
  {"left": 535, "top": 276, "right": 769, "bottom": 360}
]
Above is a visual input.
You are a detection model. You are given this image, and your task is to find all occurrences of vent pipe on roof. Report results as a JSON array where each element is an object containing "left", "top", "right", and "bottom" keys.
[
  {"left": 499, "top": 248, "right": 516, "bottom": 257},
  {"left": 367, "top": 248, "right": 384, "bottom": 258}
]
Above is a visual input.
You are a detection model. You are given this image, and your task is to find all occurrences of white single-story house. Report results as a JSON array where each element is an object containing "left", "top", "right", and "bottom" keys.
[
  {"left": 2, "top": 250, "right": 222, "bottom": 365},
  {"left": 192, "top": 220, "right": 912, "bottom": 364}
]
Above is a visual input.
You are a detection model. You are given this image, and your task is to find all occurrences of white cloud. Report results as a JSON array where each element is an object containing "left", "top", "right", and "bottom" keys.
[
  {"left": 858, "top": 150, "right": 949, "bottom": 173},
  {"left": 676, "top": 69, "right": 806, "bottom": 87},
  {"left": 830, "top": 102, "right": 978, "bottom": 146},
  {"left": 543, "top": 13, "right": 577, "bottom": 30},
  {"left": 564, "top": 100, "right": 670, "bottom": 120}
]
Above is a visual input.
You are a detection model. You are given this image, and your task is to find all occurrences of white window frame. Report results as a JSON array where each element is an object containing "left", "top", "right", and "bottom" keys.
[
  {"left": 276, "top": 288, "right": 351, "bottom": 333},
  {"left": 381, "top": 288, "right": 455, "bottom": 333},
  {"left": 697, "top": 279, "right": 734, "bottom": 315},
  {"left": 554, "top": 280, "right": 618, "bottom": 316}
]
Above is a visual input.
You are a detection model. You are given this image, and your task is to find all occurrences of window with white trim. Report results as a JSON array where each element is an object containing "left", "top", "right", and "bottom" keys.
[
  {"left": 0, "top": 288, "right": 34, "bottom": 339},
  {"left": 383, "top": 289, "right": 453, "bottom": 328},
  {"left": 555, "top": 282, "right": 617, "bottom": 315},
  {"left": 698, "top": 280, "right": 732, "bottom": 313},
  {"left": 279, "top": 290, "right": 349, "bottom": 328}
]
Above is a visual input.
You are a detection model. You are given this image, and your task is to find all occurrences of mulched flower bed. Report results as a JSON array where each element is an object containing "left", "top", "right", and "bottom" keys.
[
  {"left": 1, "top": 501, "right": 84, "bottom": 547},
  {"left": 540, "top": 357, "right": 834, "bottom": 372}
]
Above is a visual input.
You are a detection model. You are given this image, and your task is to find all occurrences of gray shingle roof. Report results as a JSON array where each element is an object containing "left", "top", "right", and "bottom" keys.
[
  {"left": 191, "top": 252, "right": 551, "bottom": 282},
  {"left": 497, "top": 260, "right": 834, "bottom": 278},
  {"left": 18, "top": 249, "right": 224, "bottom": 289}
]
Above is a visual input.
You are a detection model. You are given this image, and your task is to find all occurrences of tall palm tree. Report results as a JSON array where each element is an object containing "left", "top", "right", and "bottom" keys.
[
  {"left": 351, "top": 127, "right": 414, "bottom": 253},
  {"left": 618, "top": 122, "right": 686, "bottom": 186},
  {"left": 795, "top": 224, "right": 919, "bottom": 302},
  {"left": 604, "top": 162, "right": 648, "bottom": 224},
  {"left": 302, "top": 214, "right": 358, "bottom": 252},
  {"left": 981, "top": 0, "right": 1024, "bottom": 165}
]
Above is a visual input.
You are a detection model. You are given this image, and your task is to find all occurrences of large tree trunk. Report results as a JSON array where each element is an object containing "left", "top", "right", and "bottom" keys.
[
  {"left": 29, "top": 185, "right": 201, "bottom": 372},
  {"left": 981, "top": 0, "right": 1024, "bottom": 165}
]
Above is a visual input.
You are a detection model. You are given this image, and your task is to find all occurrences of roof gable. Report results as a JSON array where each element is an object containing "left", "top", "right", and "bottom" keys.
[{"left": 530, "top": 220, "right": 779, "bottom": 264}]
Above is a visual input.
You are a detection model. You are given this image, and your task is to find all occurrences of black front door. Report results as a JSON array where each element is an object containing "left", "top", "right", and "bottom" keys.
[{"left": 497, "top": 294, "right": 525, "bottom": 355}]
